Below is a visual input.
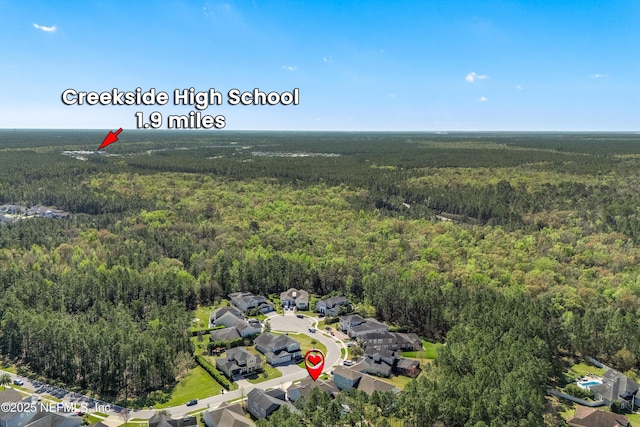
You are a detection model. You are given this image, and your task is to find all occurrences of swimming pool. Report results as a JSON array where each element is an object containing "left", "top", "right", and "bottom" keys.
[{"left": 578, "top": 380, "right": 602, "bottom": 389}]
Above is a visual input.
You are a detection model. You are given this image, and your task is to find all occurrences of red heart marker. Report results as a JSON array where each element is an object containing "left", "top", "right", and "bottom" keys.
[
  {"left": 304, "top": 349, "right": 325, "bottom": 381},
  {"left": 308, "top": 353, "right": 322, "bottom": 365}
]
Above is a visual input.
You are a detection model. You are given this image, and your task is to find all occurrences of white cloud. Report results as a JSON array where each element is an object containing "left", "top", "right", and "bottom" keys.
[
  {"left": 465, "top": 72, "right": 489, "bottom": 83},
  {"left": 479, "top": 96, "right": 488, "bottom": 102},
  {"left": 516, "top": 85, "right": 522, "bottom": 90},
  {"left": 281, "top": 65, "right": 297, "bottom": 72},
  {"left": 389, "top": 94, "right": 396, "bottom": 98},
  {"left": 33, "top": 23, "right": 56, "bottom": 32},
  {"left": 590, "top": 73, "right": 606, "bottom": 79}
]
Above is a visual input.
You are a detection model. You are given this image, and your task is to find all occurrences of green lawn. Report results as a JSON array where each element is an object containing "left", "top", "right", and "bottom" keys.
[
  {"left": 341, "top": 348, "right": 346, "bottom": 358},
  {"left": 154, "top": 365, "right": 223, "bottom": 408},
  {"left": 403, "top": 340, "right": 443, "bottom": 360},
  {"left": 84, "top": 415, "right": 104, "bottom": 425},
  {"left": 562, "top": 361, "right": 607, "bottom": 387},
  {"left": 245, "top": 364, "right": 282, "bottom": 384},
  {"left": 0, "top": 361, "right": 18, "bottom": 374},
  {"left": 191, "top": 303, "right": 228, "bottom": 332},
  {"left": 192, "top": 335, "right": 210, "bottom": 356},
  {"left": 567, "top": 362, "right": 606, "bottom": 379},
  {"left": 379, "top": 374, "right": 414, "bottom": 390},
  {"left": 118, "top": 422, "right": 149, "bottom": 427}
]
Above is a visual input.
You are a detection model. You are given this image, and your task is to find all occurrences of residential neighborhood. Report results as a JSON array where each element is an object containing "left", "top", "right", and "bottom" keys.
[{"left": 3, "top": 286, "right": 635, "bottom": 427}]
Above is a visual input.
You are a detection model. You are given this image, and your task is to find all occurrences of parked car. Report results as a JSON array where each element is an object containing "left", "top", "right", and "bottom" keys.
[
  {"left": 186, "top": 399, "right": 198, "bottom": 406},
  {"left": 13, "top": 379, "right": 24, "bottom": 386},
  {"left": 308, "top": 327, "right": 316, "bottom": 333},
  {"left": 296, "top": 314, "right": 304, "bottom": 318},
  {"left": 343, "top": 360, "right": 353, "bottom": 366},
  {"left": 347, "top": 342, "right": 355, "bottom": 347}
]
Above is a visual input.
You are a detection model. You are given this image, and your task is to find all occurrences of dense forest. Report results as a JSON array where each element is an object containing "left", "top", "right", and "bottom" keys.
[{"left": 1, "top": 130, "right": 640, "bottom": 425}]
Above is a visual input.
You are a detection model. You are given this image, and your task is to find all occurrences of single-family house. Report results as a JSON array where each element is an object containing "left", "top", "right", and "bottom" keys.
[
  {"left": 393, "top": 333, "right": 423, "bottom": 351},
  {"left": 365, "top": 348, "right": 396, "bottom": 366},
  {"left": 209, "top": 316, "right": 261, "bottom": 343},
  {"left": 353, "top": 357, "right": 392, "bottom": 378},
  {"left": 339, "top": 315, "right": 365, "bottom": 332},
  {"left": 356, "top": 375, "right": 400, "bottom": 396},
  {"left": 567, "top": 406, "right": 629, "bottom": 427},
  {"left": 209, "top": 327, "right": 241, "bottom": 343},
  {"left": 316, "top": 296, "right": 350, "bottom": 316},
  {"left": 228, "top": 292, "right": 274, "bottom": 314},
  {"left": 247, "top": 388, "right": 298, "bottom": 420},
  {"left": 0, "top": 389, "right": 39, "bottom": 427},
  {"left": 357, "top": 331, "right": 396, "bottom": 349},
  {"left": 353, "top": 347, "right": 420, "bottom": 378},
  {"left": 591, "top": 369, "right": 639, "bottom": 411},
  {"left": 353, "top": 348, "right": 396, "bottom": 378},
  {"left": 332, "top": 366, "right": 400, "bottom": 396},
  {"left": 203, "top": 402, "right": 256, "bottom": 427},
  {"left": 280, "top": 288, "right": 309, "bottom": 310},
  {"left": 254, "top": 333, "right": 302, "bottom": 365},
  {"left": 348, "top": 319, "right": 389, "bottom": 339},
  {"left": 286, "top": 377, "right": 339, "bottom": 402},
  {"left": 148, "top": 414, "right": 197, "bottom": 427},
  {"left": 210, "top": 306, "right": 243, "bottom": 328},
  {"left": 12, "top": 412, "right": 82, "bottom": 427},
  {"left": 333, "top": 366, "right": 363, "bottom": 391},
  {"left": 236, "top": 319, "right": 262, "bottom": 338},
  {"left": 216, "top": 347, "right": 262, "bottom": 379}
]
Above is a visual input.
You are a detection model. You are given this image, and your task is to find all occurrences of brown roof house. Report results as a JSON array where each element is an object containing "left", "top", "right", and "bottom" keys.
[{"left": 567, "top": 406, "right": 629, "bottom": 427}]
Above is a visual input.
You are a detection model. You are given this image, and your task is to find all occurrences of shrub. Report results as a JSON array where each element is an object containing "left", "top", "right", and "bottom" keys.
[
  {"left": 195, "top": 355, "right": 231, "bottom": 390},
  {"left": 565, "top": 384, "right": 594, "bottom": 400}
]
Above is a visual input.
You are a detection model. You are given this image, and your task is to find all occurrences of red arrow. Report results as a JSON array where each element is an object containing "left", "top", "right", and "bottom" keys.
[{"left": 98, "top": 128, "right": 123, "bottom": 150}]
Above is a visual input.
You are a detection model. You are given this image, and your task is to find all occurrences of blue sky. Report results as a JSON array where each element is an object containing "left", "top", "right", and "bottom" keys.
[{"left": 0, "top": 0, "right": 638, "bottom": 131}]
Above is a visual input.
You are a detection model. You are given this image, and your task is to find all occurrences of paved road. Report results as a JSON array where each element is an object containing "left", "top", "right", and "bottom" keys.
[{"left": 1, "top": 312, "right": 347, "bottom": 423}]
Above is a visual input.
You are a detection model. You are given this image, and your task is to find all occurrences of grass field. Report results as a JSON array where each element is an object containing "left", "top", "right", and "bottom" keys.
[
  {"left": 378, "top": 374, "right": 414, "bottom": 390},
  {"left": 84, "top": 415, "right": 104, "bottom": 425},
  {"left": 154, "top": 365, "right": 223, "bottom": 408},
  {"left": 563, "top": 361, "right": 607, "bottom": 387},
  {"left": 402, "top": 340, "right": 443, "bottom": 360},
  {"left": 0, "top": 361, "right": 18, "bottom": 374},
  {"left": 191, "top": 303, "right": 228, "bottom": 332}
]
